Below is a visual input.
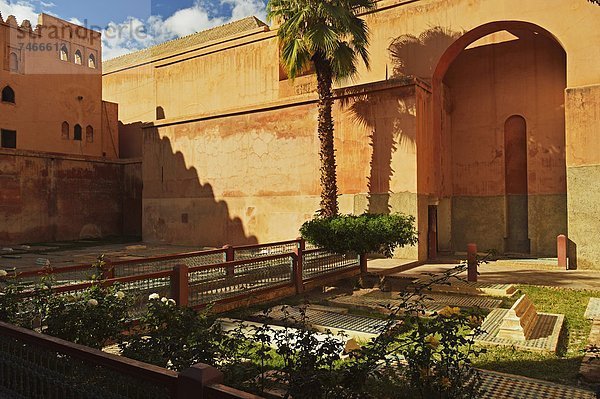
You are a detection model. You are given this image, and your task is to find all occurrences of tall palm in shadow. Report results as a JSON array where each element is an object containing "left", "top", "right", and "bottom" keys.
[{"left": 267, "top": 0, "right": 377, "bottom": 217}]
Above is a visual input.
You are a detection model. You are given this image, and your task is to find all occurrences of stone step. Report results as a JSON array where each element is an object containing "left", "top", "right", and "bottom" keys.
[
  {"left": 584, "top": 297, "right": 600, "bottom": 320},
  {"left": 329, "top": 291, "right": 502, "bottom": 316},
  {"left": 384, "top": 275, "right": 517, "bottom": 297},
  {"left": 579, "top": 320, "right": 600, "bottom": 383}
]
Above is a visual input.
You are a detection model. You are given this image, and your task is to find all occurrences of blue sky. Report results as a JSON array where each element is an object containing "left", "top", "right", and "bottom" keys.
[{"left": 0, "top": 0, "right": 267, "bottom": 59}]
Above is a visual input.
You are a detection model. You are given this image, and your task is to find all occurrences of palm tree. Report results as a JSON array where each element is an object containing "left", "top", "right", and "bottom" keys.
[{"left": 267, "top": 0, "right": 376, "bottom": 217}]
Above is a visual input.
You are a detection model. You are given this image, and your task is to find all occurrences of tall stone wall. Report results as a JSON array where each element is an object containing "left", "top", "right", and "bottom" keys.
[{"left": 0, "top": 149, "right": 141, "bottom": 244}]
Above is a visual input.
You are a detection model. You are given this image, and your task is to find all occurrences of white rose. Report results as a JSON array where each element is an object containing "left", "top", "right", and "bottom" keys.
[
  {"left": 87, "top": 299, "right": 99, "bottom": 307},
  {"left": 0, "top": 270, "right": 8, "bottom": 277},
  {"left": 148, "top": 293, "right": 160, "bottom": 300},
  {"left": 161, "top": 297, "right": 168, "bottom": 303},
  {"left": 168, "top": 299, "right": 176, "bottom": 306},
  {"left": 115, "top": 291, "right": 125, "bottom": 300}
]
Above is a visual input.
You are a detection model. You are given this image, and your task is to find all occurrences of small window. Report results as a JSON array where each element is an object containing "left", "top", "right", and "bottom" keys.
[
  {"left": 1, "top": 129, "right": 16, "bottom": 149},
  {"left": 74, "top": 124, "right": 82, "bottom": 141},
  {"left": 61, "top": 121, "right": 70, "bottom": 140},
  {"left": 86, "top": 125, "right": 94, "bottom": 143},
  {"left": 74, "top": 50, "right": 82, "bottom": 65},
  {"left": 9, "top": 52, "right": 18, "bottom": 72},
  {"left": 1, "top": 86, "right": 15, "bottom": 103},
  {"left": 88, "top": 54, "right": 96, "bottom": 69},
  {"left": 60, "top": 45, "right": 69, "bottom": 61}
]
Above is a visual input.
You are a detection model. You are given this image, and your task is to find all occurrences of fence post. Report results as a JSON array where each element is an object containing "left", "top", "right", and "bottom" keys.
[
  {"left": 171, "top": 264, "right": 189, "bottom": 307},
  {"left": 100, "top": 263, "right": 115, "bottom": 280},
  {"left": 293, "top": 238, "right": 305, "bottom": 294},
  {"left": 178, "top": 363, "right": 224, "bottom": 399},
  {"left": 557, "top": 235, "right": 568, "bottom": 270},
  {"left": 223, "top": 245, "right": 235, "bottom": 277},
  {"left": 467, "top": 243, "right": 478, "bottom": 283}
]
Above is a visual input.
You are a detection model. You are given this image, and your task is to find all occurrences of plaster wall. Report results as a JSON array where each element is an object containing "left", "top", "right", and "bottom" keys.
[
  {"left": 0, "top": 150, "right": 141, "bottom": 244},
  {"left": 103, "top": 0, "right": 600, "bottom": 264},
  {"left": 143, "top": 83, "right": 421, "bottom": 258},
  {"left": 443, "top": 35, "right": 567, "bottom": 256}
]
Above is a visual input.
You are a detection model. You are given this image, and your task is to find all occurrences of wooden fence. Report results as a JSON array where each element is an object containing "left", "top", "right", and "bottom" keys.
[
  {"left": 0, "top": 321, "right": 261, "bottom": 399},
  {"left": 14, "top": 239, "right": 367, "bottom": 313},
  {"left": 1, "top": 239, "right": 367, "bottom": 398}
]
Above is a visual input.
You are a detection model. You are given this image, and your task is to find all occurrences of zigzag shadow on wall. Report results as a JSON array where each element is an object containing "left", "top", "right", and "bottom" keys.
[{"left": 121, "top": 120, "right": 258, "bottom": 248}]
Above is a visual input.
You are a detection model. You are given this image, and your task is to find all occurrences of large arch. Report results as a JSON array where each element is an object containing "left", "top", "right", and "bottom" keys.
[{"left": 428, "top": 20, "right": 567, "bottom": 257}]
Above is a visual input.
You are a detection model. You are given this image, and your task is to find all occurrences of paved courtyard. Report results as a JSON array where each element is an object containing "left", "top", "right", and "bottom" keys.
[
  {"left": 368, "top": 258, "right": 600, "bottom": 290},
  {"left": 0, "top": 240, "right": 204, "bottom": 272}
]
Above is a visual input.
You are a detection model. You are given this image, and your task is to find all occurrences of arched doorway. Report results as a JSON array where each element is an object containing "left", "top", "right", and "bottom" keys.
[{"left": 432, "top": 21, "right": 567, "bottom": 257}]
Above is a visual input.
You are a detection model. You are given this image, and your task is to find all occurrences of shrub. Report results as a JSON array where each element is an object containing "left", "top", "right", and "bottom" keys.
[
  {"left": 300, "top": 213, "right": 418, "bottom": 257},
  {"left": 120, "top": 295, "right": 225, "bottom": 371},
  {"left": 43, "top": 283, "right": 130, "bottom": 349},
  {"left": 0, "top": 268, "right": 21, "bottom": 324}
]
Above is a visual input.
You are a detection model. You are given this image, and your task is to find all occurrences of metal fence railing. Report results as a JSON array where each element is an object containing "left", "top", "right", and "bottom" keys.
[
  {"left": 188, "top": 254, "right": 294, "bottom": 307},
  {"left": 0, "top": 322, "right": 177, "bottom": 399},
  {"left": 0, "top": 322, "right": 259, "bottom": 399},
  {"left": 13, "top": 239, "right": 364, "bottom": 315},
  {"left": 302, "top": 249, "right": 361, "bottom": 280},
  {"left": 233, "top": 240, "right": 300, "bottom": 261}
]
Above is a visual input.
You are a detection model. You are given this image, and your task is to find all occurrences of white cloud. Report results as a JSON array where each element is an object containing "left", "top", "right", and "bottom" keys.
[
  {"left": 0, "top": 0, "right": 39, "bottom": 25},
  {"left": 0, "top": 0, "right": 267, "bottom": 60},
  {"left": 102, "top": 0, "right": 267, "bottom": 60}
]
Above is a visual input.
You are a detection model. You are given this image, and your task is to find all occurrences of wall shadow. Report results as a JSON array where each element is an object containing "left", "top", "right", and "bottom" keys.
[
  {"left": 388, "top": 27, "right": 462, "bottom": 79},
  {"left": 124, "top": 120, "right": 258, "bottom": 247},
  {"left": 341, "top": 84, "right": 417, "bottom": 214}
]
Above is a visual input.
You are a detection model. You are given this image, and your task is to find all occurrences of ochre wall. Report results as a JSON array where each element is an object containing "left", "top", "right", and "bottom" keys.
[
  {"left": 103, "top": 0, "right": 600, "bottom": 265},
  {"left": 143, "top": 81, "right": 421, "bottom": 258},
  {"left": 0, "top": 149, "right": 141, "bottom": 244},
  {"left": 444, "top": 35, "right": 567, "bottom": 256},
  {"left": 0, "top": 14, "right": 118, "bottom": 158}
]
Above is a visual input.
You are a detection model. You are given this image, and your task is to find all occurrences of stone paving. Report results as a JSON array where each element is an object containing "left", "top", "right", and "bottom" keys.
[
  {"left": 585, "top": 298, "right": 600, "bottom": 320},
  {"left": 255, "top": 305, "right": 388, "bottom": 339},
  {"left": 373, "top": 259, "right": 600, "bottom": 290},
  {"left": 0, "top": 241, "right": 204, "bottom": 272},
  {"left": 581, "top": 298, "right": 600, "bottom": 383},
  {"left": 479, "top": 370, "right": 596, "bottom": 399},
  {"left": 329, "top": 290, "right": 502, "bottom": 315}
]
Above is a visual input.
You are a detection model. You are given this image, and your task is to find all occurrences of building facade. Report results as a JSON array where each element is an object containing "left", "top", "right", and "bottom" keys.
[
  {"left": 103, "top": 0, "right": 600, "bottom": 268},
  {"left": 0, "top": 13, "right": 118, "bottom": 158},
  {"left": 0, "top": 13, "right": 141, "bottom": 245}
]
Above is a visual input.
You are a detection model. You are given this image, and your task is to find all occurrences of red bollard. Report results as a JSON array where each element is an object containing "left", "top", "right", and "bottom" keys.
[
  {"left": 557, "top": 235, "right": 567, "bottom": 270},
  {"left": 467, "top": 243, "right": 478, "bottom": 282}
]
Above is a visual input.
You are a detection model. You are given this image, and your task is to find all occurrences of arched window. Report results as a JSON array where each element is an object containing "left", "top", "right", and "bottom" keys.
[
  {"left": 61, "top": 122, "right": 69, "bottom": 139},
  {"left": 74, "top": 50, "right": 82, "bottom": 65},
  {"left": 86, "top": 125, "right": 94, "bottom": 143},
  {"left": 60, "top": 45, "right": 69, "bottom": 62},
  {"left": 2, "top": 86, "right": 15, "bottom": 103},
  {"left": 74, "top": 124, "right": 82, "bottom": 141},
  {"left": 88, "top": 54, "right": 96, "bottom": 69},
  {"left": 9, "top": 52, "right": 18, "bottom": 72}
]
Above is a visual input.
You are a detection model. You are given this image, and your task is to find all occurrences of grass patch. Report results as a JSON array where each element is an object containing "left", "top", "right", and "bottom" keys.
[{"left": 474, "top": 285, "right": 597, "bottom": 386}]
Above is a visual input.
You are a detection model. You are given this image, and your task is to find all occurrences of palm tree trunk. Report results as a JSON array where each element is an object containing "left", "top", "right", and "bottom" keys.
[{"left": 314, "top": 55, "right": 339, "bottom": 217}]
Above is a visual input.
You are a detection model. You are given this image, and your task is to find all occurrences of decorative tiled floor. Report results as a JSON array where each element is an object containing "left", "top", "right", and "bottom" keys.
[
  {"left": 584, "top": 297, "right": 600, "bottom": 320},
  {"left": 475, "top": 308, "right": 564, "bottom": 352},
  {"left": 329, "top": 291, "right": 502, "bottom": 315},
  {"left": 255, "top": 306, "right": 389, "bottom": 339},
  {"left": 479, "top": 370, "right": 595, "bottom": 399}
]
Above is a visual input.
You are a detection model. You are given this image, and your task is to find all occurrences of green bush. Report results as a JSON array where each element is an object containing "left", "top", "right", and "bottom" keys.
[
  {"left": 300, "top": 213, "right": 418, "bottom": 257},
  {"left": 120, "top": 295, "right": 225, "bottom": 371},
  {"left": 43, "top": 283, "right": 131, "bottom": 349}
]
